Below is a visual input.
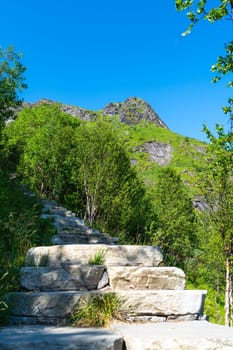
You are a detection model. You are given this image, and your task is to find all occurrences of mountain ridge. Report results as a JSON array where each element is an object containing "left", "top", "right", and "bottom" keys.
[{"left": 21, "top": 96, "right": 168, "bottom": 129}]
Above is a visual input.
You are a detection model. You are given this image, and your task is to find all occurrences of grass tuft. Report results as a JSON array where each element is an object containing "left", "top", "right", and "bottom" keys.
[
  {"left": 88, "top": 249, "right": 105, "bottom": 265},
  {"left": 70, "top": 292, "right": 125, "bottom": 327}
]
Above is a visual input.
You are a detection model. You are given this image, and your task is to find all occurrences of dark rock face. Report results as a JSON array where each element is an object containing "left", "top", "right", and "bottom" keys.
[{"left": 103, "top": 97, "right": 168, "bottom": 128}]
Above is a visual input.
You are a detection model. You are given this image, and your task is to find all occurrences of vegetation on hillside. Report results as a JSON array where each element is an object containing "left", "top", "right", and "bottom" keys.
[
  {"left": 0, "top": 47, "right": 55, "bottom": 324},
  {"left": 2, "top": 99, "right": 231, "bottom": 325},
  {"left": 0, "top": 43, "right": 232, "bottom": 326},
  {"left": 124, "top": 121, "right": 207, "bottom": 195}
]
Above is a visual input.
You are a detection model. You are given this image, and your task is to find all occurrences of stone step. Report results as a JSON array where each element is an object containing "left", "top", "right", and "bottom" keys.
[
  {"left": 8, "top": 289, "right": 206, "bottom": 325},
  {"left": 42, "top": 206, "right": 76, "bottom": 218},
  {"left": 25, "top": 244, "right": 163, "bottom": 267},
  {"left": 51, "top": 232, "right": 118, "bottom": 245},
  {"left": 20, "top": 265, "right": 185, "bottom": 292},
  {"left": 117, "top": 289, "right": 207, "bottom": 322},
  {"left": 40, "top": 200, "right": 120, "bottom": 245},
  {"left": 0, "top": 325, "right": 124, "bottom": 350},
  {"left": 1, "top": 322, "right": 233, "bottom": 350},
  {"left": 113, "top": 321, "right": 233, "bottom": 350},
  {"left": 20, "top": 265, "right": 107, "bottom": 291},
  {"left": 107, "top": 266, "right": 185, "bottom": 290},
  {"left": 51, "top": 234, "right": 90, "bottom": 245},
  {"left": 40, "top": 214, "right": 86, "bottom": 231}
]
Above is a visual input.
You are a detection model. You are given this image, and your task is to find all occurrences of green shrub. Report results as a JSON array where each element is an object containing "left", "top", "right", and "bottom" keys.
[
  {"left": 0, "top": 272, "right": 11, "bottom": 325},
  {"left": 0, "top": 173, "right": 55, "bottom": 324},
  {"left": 70, "top": 293, "right": 125, "bottom": 327}
]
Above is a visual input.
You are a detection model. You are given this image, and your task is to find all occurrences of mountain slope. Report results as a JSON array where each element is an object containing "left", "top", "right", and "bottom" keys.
[{"left": 19, "top": 97, "right": 207, "bottom": 198}]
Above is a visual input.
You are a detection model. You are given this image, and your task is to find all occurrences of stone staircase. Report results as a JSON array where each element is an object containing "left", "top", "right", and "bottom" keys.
[
  {"left": 41, "top": 199, "right": 118, "bottom": 245},
  {"left": 7, "top": 198, "right": 207, "bottom": 327}
]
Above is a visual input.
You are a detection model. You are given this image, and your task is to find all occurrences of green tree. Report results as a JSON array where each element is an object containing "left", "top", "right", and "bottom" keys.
[
  {"left": 175, "top": 1, "right": 233, "bottom": 32},
  {"left": 152, "top": 167, "right": 197, "bottom": 270},
  {"left": 4, "top": 103, "right": 80, "bottom": 201},
  {"left": 199, "top": 125, "right": 233, "bottom": 326},
  {"left": 0, "top": 46, "right": 26, "bottom": 135},
  {"left": 75, "top": 119, "right": 152, "bottom": 242}
]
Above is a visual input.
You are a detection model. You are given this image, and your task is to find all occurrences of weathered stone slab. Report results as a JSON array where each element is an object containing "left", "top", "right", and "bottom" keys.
[
  {"left": 51, "top": 232, "right": 117, "bottom": 245},
  {"left": 9, "top": 315, "right": 68, "bottom": 326},
  {"left": 8, "top": 290, "right": 206, "bottom": 323},
  {"left": 20, "top": 265, "right": 107, "bottom": 291},
  {"left": 113, "top": 321, "right": 233, "bottom": 350},
  {"left": 107, "top": 266, "right": 185, "bottom": 290},
  {"left": 0, "top": 325, "right": 124, "bottom": 350},
  {"left": 25, "top": 244, "right": 163, "bottom": 267},
  {"left": 8, "top": 291, "right": 84, "bottom": 319},
  {"left": 117, "top": 290, "right": 207, "bottom": 319},
  {"left": 41, "top": 213, "right": 85, "bottom": 230}
]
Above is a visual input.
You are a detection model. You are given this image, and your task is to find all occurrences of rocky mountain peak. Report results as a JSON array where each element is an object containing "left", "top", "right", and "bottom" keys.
[{"left": 103, "top": 97, "right": 168, "bottom": 128}]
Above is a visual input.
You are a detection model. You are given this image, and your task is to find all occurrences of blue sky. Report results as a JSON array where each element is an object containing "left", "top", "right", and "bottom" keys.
[{"left": 1, "top": 0, "right": 232, "bottom": 140}]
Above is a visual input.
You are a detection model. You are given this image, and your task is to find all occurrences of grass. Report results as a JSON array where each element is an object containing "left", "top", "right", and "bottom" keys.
[
  {"left": 88, "top": 249, "right": 105, "bottom": 265},
  {"left": 122, "top": 121, "right": 207, "bottom": 197},
  {"left": 186, "top": 280, "right": 225, "bottom": 325},
  {"left": 70, "top": 293, "right": 125, "bottom": 327}
]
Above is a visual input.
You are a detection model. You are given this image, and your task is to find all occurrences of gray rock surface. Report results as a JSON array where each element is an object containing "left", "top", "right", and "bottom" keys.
[
  {"left": 8, "top": 289, "right": 206, "bottom": 325},
  {"left": 51, "top": 232, "right": 116, "bottom": 245},
  {"left": 20, "top": 265, "right": 107, "bottom": 291},
  {"left": 0, "top": 326, "right": 124, "bottom": 350},
  {"left": 107, "top": 266, "right": 185, "bottom": 290},
  {"left": 103, "top": 97, "right": 168, "bottom": 128},
  {"left": 117, "top": 289, "right": 206, "bottom": 320},
  {"left": 113, "top": 320, "right": 233, "bottom": 350},
  {"left": 1, "top": 321, "right": 233, "bottom": 350},
  {"left": 8, "top": 291, "right": 85, "bottom": 320},
  {"left": 25, "top": 244, "right": 163, "bottom": 267},
  {"left": 144, "top": 141, "right": 173, "bottom": 166}
]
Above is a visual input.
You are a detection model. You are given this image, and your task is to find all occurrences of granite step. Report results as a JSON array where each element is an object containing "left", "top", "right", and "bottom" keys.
[
  {"left": 51, "top": 232, "right": 118, "bottom": 245},
  {"left": 20, "top": 265, "right": 107, "bottom": 291},
  {"left": 0, "top": 325, "right": 124, "bottom": 350},
  {"left": 20, "top": 265, "right": 186, "bottom": 292},
  {"left": 1, "top": 322, "right": 233, "bottom": 350},
  {"left": 40, "top": 213, "right": 86, "bottom": 231},
  {"left": 25, "top": 244, "right": 163, "bottom": 267},
  {"left": 107, "top": 266, "right": 186, "bottom": 290},
  {"left": 113, "top": 321, "right": 233, "bottom": 350},
  {"left": 42, "top": 206, "right": 76, "bottom": 217},
  {"left": 8, "top": 289, "right": 206, "bottom": 326},
  {"left": 41, "top": 212, "right": 119, "bottom": 244},
  {"left": 40, "top": 199, "right": 120, "bottom": 245}
]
